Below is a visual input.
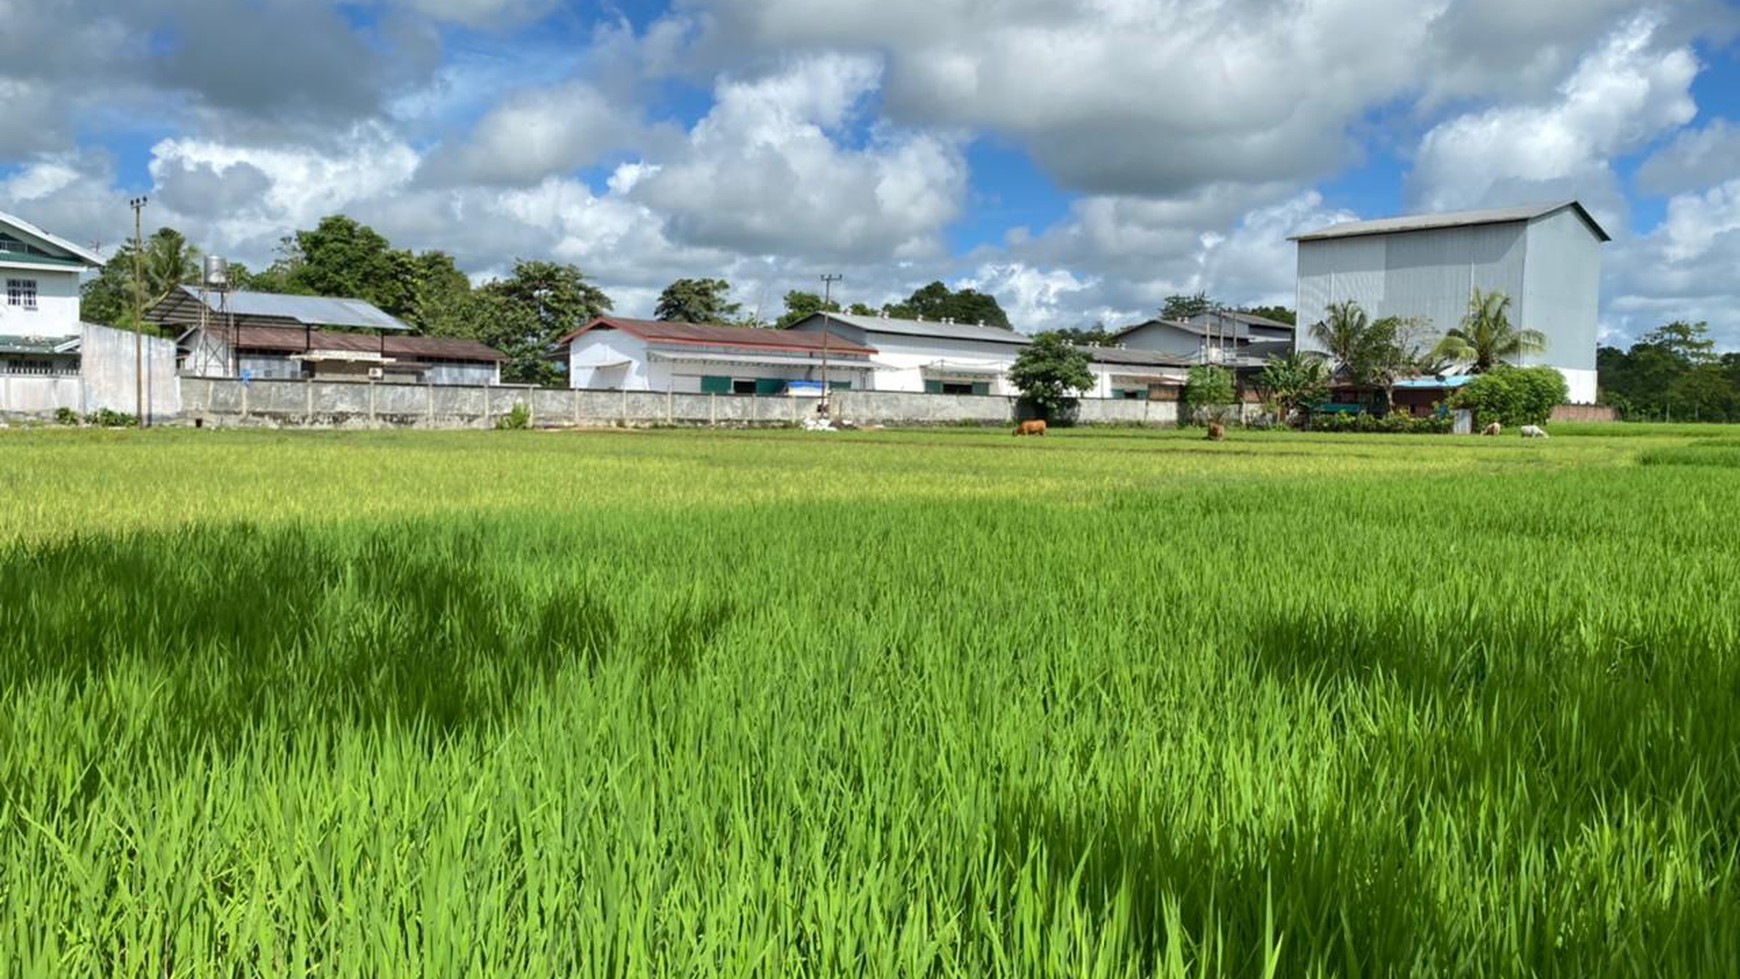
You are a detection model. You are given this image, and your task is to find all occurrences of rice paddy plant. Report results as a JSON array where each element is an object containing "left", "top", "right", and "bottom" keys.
[{"left": 1, "top": 427, "right": 1738, "bottom": 976}]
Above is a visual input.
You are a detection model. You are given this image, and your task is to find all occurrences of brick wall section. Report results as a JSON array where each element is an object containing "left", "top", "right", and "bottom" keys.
[{"left": 1550, "top": 404, "right": 1618, "bottom": 423}]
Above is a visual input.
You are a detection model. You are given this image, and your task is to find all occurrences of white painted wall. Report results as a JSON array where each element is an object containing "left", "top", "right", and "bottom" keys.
[
  {"left": 1119, "top": 322, "right": 1206, "bottom": 359},
  {"left": 0, "top": 269, "right": 81, "bottom": 338},
  {"left": 1086, "top": 364, "right": 1187, "bottom": 399},
  {"left": 1523, "top": 209, "right": 1602, "bottom": 401},
  {"left": 569, "top": 330, "right": 651, "bottom": 389},
  {"left": 81, "top": 322, "right": 180, "bottom": 418}
]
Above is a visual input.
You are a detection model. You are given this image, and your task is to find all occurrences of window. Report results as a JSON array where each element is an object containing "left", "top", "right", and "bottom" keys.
[
  {"left": 700, "top": 375, "right": 732, "bottom": 394},
  {"left": 732, "top": 379, "right": 757, "bottom": 395},
  {"left": 6, "top": 279, "right": 37, "bottom": 310}
]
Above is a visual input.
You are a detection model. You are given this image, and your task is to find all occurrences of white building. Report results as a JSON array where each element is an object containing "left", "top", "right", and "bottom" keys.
[
  {"left": 1083, "top": 347, "right": 1191, "bottom": 400},
  {"left": 1291, "top": 201, "right": 1608, "bottom": 403},
  {"left": 0, "top": 209, "right": 105, "bottom": 373},
  {"left": 561, "top": 316, "right": 877, "bottom": 393},
  {"left": 787, "top": 312, "right": 1030, "bottom": 395}
]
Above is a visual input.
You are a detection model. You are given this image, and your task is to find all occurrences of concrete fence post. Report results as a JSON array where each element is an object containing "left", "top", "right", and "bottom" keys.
[
  {"left": 240, "top": 382, "right": 249, "bottom": 421},
  {"left": 620, "top": 387, "right": 628, "bottom": 427},
  {"left": 427, "top": 384, "right": 435, "bottom": 427},
  {"left": 368, "top": 382, "right": 377, "bottom": 427},
  {"left": 572, "top": 387, "right": 581, "bottom": 427},
  {"left": 483, "top": 385, "right": 492, "bottom": 429},
  {"left": 790, "top": 395, "right": 797, "bottom": 425},
  {"left": 709, "top": 393, "right": 716, "bottom": 427},
  {"left": 527, "top": 391, "right": 535, "bottom": 428},
  {"left": 667, "top": 388, "right": 673, "bottom": 425},
  {"left": 305, "top": 377, "right": 314, "bottom": 425}
]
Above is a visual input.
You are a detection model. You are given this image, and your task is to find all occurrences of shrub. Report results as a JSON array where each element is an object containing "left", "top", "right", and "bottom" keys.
[
  {"left": 1311, "top": 411, "right": 1452, "bottom": 435},
  {"left": 1450, "top": 367, "right": 1568, "bottom": 428},
  {"left": 53, "top": 407, "right": 80, "bottom": 426},
  {"left": 87, "top": 409, "right": 137, "bottom": 428},
  {"left": 496, "top": 403, "right": 532, "bottom": 430}
]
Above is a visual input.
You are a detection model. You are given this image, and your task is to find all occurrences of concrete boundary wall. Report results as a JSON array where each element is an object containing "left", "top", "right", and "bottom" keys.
[{"left": 178, "top": 378, "right": 1183, "bottom": 429}]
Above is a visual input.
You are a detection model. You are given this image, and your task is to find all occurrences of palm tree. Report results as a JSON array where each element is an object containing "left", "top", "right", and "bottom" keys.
[
  {"left": 140, "top": 228, "right": 202, "bottom": 306},
  {"left": 1430, "top": 289, "right": 1546, "bottom": 372},
  {"left": 1307, "top": 300, "right": 1369, "bottom": 375}
]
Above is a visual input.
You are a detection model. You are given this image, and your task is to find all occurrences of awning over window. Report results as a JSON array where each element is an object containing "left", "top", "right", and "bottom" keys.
[{"left": 650, "top": 350, "right": 873, "bottom": 370}]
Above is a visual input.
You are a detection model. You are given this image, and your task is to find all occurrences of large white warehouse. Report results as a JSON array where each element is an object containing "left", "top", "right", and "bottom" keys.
[{"left": 1291, "top": 201, "right": 1609, "bottom": 404}]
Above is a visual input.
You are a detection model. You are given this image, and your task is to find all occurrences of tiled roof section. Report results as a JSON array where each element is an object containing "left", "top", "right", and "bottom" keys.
[
  {"left": 561, "top": 317, "right": 878, "bottom": 356},
  {"left": 803, "top": 312, "right": 1031, "bottom": 345},
  {"left": 198, "top": 325, "right": 505, "bottom": 362},
  {"left": 1290, "top": 200, "right": 1612, "bottom": 243}
]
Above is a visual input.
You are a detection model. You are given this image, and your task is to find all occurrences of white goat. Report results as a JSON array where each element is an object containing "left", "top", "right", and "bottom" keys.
[{"left": 1520, "top": 425, "right": 1549, "bottom": 439}]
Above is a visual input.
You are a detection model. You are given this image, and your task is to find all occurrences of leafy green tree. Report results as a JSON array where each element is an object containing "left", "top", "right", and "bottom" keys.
[
  {"left": 1450, "top": 366, "right": 1568, "bottom": 427},
  {"left": 1183, "top": 364, "right": 1238, "bottom": 425},
  {"left": 775, "top": 290, "right": 840, "bottom": 329},
  {"left": 473, "top": 260, "right": 614, "bottom": 384},
  {"left": 1430, "top": 289, "right": 1546, "bottom": 372},
  {"left": 1008, "top": 332, "right": 1094, "bottom": 418},
  {"left": 1668, "top": 365, "right": 1738, "bottom": 421},
  {"left": 406, "top": 251, "right": 475, "bottom": 335},
  {"left": 884, "top": 281, "right": 1011, "bottom": 329},
  {"left": 656, "top": 278, "right": 742, "bottom": 324},
  {"left": 1256, "top": 353, "right": 1330, "bottom": 424},
  {"left": 846, "top": 302, "right": 877, "bottom": 316},
  {"left": 1162, "top": 292, "right": 1214, "bottom": 321},
  {"left": 289, "top": 215, "right": 416, "bottom": 317},
  {"left": 1639, "top": 320, "right": 1717, "bottom": 367}
]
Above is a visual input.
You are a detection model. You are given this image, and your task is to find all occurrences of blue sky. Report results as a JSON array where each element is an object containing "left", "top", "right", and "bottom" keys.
[{"left": 3, "top": 0, "right": 1739, "bottom": 346}]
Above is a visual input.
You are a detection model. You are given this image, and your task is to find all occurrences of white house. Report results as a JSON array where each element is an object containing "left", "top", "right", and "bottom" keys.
[
  {"left": 1291, "top": 201, "right": 1608, "bottom": 404},
  {"left": 560, "top": 316, "right": 877, "bottom": 393},
  {"left": 786, "top": 312, "right": 1030, "bottom": 395},
  {"left": 0, "top": 209, "right": 105, "bottom": 373}
]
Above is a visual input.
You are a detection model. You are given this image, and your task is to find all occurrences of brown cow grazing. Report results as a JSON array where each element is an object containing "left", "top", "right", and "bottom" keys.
[
  {"left": 1014, "top": 419, "right": 1047, "bottom": 436},
  {"left": 1481, "top": 422, "right": 1502, "bottom": 437},
  {"left": 1206, "top": 422, "right": 1226, "bottom": 441}
]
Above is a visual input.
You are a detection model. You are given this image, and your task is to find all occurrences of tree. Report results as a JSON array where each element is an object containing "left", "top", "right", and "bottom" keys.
[
  {"left": 405, "top": 251, "right": 475, "bottom": 335},
  {"left": 472, "top": 260, "right": 614, "bottom": 384},
  {"left": 1046, "top": 322, "right": 1115, "bottom": 346},
  {"left": 1308, "top": 300, "right": 1371, "bottom": 377},
  {"left": 79, "top": 227, "right": 202, "bottom": 332},
  {"left": 1365, "top": 315, "right": 1439, "bottom": 410},
  {"left": 1597, "top": 321, "right": 1730, "bottom": 420},
  {"left": 846, "top": 302, "right": 877, "bottom": 316},
  {"left": 1008, "top": 332, "right": 1094, "bottom": 418},
  {"left": 1241, "top": 305, "right": 1296, "bottom": 326},
  {"left": 885, "top": 281, "right": 1012, "bottom": 329},
  {"left": 1450, "top": 366, "right": 1568, "bottom": 427},
  {"left": 1255, "top": 353, "right": 1330, "bottom": 424},
  {"left": 656, "top": 278, "right": 742, "bottom": 324},
  {"left": 1161, "top": 292, "right": 1214, "bottom": 321},
  {"left": 775, "top": 290, "right": 839, "bottom": 329},
  {"left": 1430, "top": 289, "right": 1547, "bottom": 372},
  {"left": 1183, "top": 365, "right": 1237, "bottom": 425},
  {"left": 1639, "top": 320, "right": 1717, "bottom": 367},
  {"left": 289, "top": 215, "right": 417, "bottom": 317}
]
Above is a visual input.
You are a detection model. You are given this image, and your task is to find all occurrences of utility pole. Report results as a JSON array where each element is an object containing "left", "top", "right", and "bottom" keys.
[
  {"left": 818, "top": 275, "right": 842, "bottom": 415},
  {"left": 129, "top": 196, "right": 148, "bottom": 428}
]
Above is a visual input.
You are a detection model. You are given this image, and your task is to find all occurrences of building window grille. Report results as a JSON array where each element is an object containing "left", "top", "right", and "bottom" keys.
[{"left": 6, "top": 279, "right": 37, "bottom": 309}]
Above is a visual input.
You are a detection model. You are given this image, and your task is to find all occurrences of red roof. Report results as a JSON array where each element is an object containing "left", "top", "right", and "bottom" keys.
[
  {"left": 200, "top": 325, "right": 505, "bottom": 362},
  {"left": 559, "top": 317, "right": 876, "bottom": 356}
]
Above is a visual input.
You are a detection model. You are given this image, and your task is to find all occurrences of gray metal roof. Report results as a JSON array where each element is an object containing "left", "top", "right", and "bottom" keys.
[
  {"left": 0, "top": 209, "right": 106, "bottom": 267},
  {"left": 1081, "top": 346, "right": 1193, "bottom": 367},
  {"left": 173, "top": 285, "right": 411, "bottom": 331},
  {"left": 1290, "top": 200, "right": 1612, "bottom": 243},
  {"left": 797, "top": 311, "right": 1032, "bottom": 346}
]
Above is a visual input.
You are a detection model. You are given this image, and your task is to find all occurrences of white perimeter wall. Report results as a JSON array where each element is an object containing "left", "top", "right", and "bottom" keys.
[{"left": 0, "top": 269, "right": 81, "bottom": 338}]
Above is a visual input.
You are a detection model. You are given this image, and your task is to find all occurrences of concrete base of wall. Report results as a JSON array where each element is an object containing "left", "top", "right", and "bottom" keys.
[{"left": 174, "top": 378, "right": 1184, "bottom": 430}]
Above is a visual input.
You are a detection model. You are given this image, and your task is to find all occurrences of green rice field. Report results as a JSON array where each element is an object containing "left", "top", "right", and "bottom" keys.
[{"left": 2, "top": 424, "right": 1739, "bottom": 977}]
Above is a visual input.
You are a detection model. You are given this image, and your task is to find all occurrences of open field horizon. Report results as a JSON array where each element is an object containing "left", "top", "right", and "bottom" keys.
[{"left": 3, "top": 425, "right": 1738, "bottom": 976}]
